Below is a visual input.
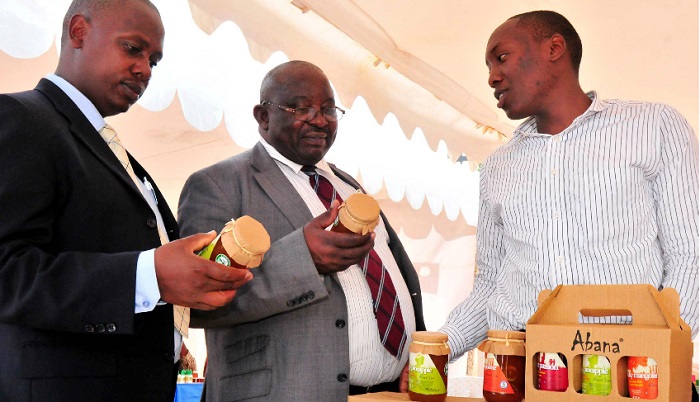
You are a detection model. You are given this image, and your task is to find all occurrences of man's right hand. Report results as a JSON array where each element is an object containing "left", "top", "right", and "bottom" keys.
[
  {"left": 154, "top": 231, "right": 253, "bottom": 310},
  {"left": 303, "top": 200, "right": 375, "bottom": 275}
]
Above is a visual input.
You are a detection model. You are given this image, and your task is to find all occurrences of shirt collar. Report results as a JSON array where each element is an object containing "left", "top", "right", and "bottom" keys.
[
  {"left": 258, "top": 136, "right": 334, "bottom": 176},
  {"left": 514, "top": 91, "right": 605, "bottom": 137},
  {"left": 45, "top": 74, "right": 106, "bottom": 132}
]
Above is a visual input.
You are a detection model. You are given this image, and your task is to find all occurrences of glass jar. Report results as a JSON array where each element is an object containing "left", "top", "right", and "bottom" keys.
[
  {"left": 537, "top": 352, "right": 568, "bottom": 392},
  {"left": 198, "top": 215, "right": 270, "bottom": 269},
  {"left": 478, "top": 330, "right": 526, "bottom": 402},
  {"left": 331, "top": 192, "right": 380, "bottom": 235},
  {"left": 627, "top": 356, "right": 658, "bottom": 399},
  {"left": 582, "top": 354, "right": 611, "bottom": 396},
  {"left": 408, "top": 331, "right": 450, "bottom": 402}
]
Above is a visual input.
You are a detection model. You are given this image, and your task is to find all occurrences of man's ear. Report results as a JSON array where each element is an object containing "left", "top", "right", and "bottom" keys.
[
  {"left": 548, "top": 33, "right": 567, "bottom": 63},
  {"left": 253, "top": 104, "right": 269, "bottom": 130},
  {"left": 67, "top": 14, "right": 89, "bottom": 49}
]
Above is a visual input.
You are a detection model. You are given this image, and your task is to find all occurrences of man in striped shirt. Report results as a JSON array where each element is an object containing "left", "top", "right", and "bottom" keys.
[{"left": 440, "top": 10, "right": 698, "bottom": 364}]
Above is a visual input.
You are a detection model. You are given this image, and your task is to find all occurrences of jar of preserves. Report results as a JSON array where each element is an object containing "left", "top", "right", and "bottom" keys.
[
  {"left": 478, "top": 330, "right": 526, "bottom": 402},
  {"left": 408, "top": 331, "right": 450, "bottom": 402},
  {"left": 582, "top": 354, "right": 611, "bottom": 396},
  {"left": 537, "top": 352, "right": 568, "bottom": 392},
  {"left": 627, "top": 356, "right": 658, "bottom": 399},
  {"left": 198, "top": 215, "right": 271, "bottom": 269},
  {"left": 331, "top": 191, "right": 380, "bottom": 235}
]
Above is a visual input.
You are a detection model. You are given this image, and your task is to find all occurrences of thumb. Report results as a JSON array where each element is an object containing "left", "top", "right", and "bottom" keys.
[
  {"left": 185, "top": 230, "right": 218, "bottom": 253},
  {"left": 314, "top": 199, "right": 341, "bottom": 229}
]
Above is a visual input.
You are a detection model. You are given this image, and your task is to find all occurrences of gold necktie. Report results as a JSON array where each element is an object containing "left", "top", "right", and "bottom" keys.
[{"left": 99, "top": 124, "right": 190, "bottom": 337}]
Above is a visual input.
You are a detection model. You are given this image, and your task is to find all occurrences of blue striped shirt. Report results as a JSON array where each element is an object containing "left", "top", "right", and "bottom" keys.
[{"left": 440, "top": 92, "right": 699, "bottom": 358}]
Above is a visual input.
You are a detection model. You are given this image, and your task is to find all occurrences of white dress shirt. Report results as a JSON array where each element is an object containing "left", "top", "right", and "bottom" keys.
[
  {"left": 441, "top": 92, "right": 699, "bottom": 358},
  {"left": 259, "top": 138, "right": 416, "bottom": 386}
]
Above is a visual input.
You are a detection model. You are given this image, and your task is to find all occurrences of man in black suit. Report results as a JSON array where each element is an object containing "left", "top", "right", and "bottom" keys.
[{"left": 0, "top": 1, "right": 251, "bottom": 401}]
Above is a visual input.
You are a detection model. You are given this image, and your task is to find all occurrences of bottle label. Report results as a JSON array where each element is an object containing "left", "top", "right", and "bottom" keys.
[
  {"left": 409, "top": 352, "right": 447, "bottom": 395},
  {"left": 537, "top": 352, "right": 568, "bottom": 391},
  {"left": 483, "top": 352, "right": 515, "bottom": 394},
  {"left": 582, "top": 354, "right": 611, "bottom": 395},
  {"left": 627, "top": 356, "right": 659, "bottom": 399}
]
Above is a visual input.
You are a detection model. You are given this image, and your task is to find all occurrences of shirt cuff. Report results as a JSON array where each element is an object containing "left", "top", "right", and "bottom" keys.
[{"left": 135, "top": 249, "right": 160, "bottom": 314}]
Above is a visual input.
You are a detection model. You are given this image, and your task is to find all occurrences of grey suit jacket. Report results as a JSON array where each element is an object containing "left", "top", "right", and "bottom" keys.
[{"left": 178, "top": 142, "right": 425, "bottom": 401}]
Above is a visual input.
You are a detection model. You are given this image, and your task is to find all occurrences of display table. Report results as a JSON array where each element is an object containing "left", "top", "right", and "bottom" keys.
[
  {"left": 349, "top": 392, "right": 485, "bottom": 401},
  {"left": 174, "top": 382, "right": 204, "bottom": 402}
]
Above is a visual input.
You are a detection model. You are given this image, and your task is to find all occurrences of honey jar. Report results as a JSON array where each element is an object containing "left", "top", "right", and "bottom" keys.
[
  {"left": 408, "top": 331, "right": 450, "bottom": 402},
  {"left": 478, "top": 330, "right": 526, "bottom": 402}
]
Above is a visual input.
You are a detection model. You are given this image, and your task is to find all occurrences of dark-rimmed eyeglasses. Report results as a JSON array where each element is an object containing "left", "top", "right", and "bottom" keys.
[{"left": 260, "top": 101, "right": 345, "bottom": 122}]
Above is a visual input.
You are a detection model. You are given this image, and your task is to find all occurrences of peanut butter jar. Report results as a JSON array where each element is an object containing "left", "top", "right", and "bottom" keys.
[
  {"left": 332, "top": 191, "right": 380, "bottom": 235},
  {"left": 198, "top": 215, "right": 271, "bottom": 269}
]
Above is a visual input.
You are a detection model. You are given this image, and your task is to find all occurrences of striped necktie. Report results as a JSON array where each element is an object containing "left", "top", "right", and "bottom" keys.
[
  {"left": 99, "top": 125, "right": 189, "bottom": 337},
  {"left": 302, "top": 166, "right": 407, "bottom": 356}
]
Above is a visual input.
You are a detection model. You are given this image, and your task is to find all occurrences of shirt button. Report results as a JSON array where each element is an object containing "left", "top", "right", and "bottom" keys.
[
  {"left": 337, "top": 374, "right": 348, "bottom": 382},
  {"left": 95, "top": 323, "right": 106, "bottom": 333},
  {"left": 84, "top": 324, "right": 95, "bottom": 333},
  {"left": 143, "top": 301, "right": 150, "bottom": 308},
  {"left": 552, "top": 168, "right": 559, "bottom": 176},
  {"left": 106, "top": 323, "right": 117, "bottom": 333},
  {"left": 553, "top": 211, "right": 561, "bottom": 219},
  {"left": 557, "top": 256, "right": 564, "bottom": 264},
  {"left": 335, "top": 319, "right": 346, "bottom": 329},
  {"left": 146, "top": 218, "right": 157, "bottom": 228}
]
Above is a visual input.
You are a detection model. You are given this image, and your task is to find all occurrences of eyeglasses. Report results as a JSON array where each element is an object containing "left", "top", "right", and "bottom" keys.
[{"left": 260, "top": 101, "right": 345, "bottom": 122}]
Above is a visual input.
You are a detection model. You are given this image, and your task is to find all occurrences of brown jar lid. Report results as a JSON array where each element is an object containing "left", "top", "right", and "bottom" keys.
[
  {"left": 412, "top": 331, "right": 449, "bottom": 343},
  {"left": 339, "top": 192, "right": 380, "bottom": 235},
  {"left": 478, "top": 330, "right": 526, "bottom": 356},
  {"left": 220, "top": 216, "right": 271, "bottom": 268}
]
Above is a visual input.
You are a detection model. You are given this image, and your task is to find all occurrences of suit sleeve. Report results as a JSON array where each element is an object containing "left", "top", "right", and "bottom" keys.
[
  {"left": 178, "top": 165, "right": 330, "bottom": 328},
  {"left": 0, "top": 94, "right": 140, "bottom": 334}
]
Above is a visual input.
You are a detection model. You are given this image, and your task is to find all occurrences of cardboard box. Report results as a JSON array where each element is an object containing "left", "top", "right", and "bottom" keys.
[
  {"left": 525, "top": 285, "right": 692, "bottom": 401},
  {"left": 348, "top": 391, "right": 484, "bottom": 401}
]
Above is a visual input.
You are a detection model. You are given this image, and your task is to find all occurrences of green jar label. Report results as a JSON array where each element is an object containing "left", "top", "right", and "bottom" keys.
[
  {"left": 408, "top": 352, "right": 446, "bottom": 395},
  {"left": 582, "top": 354, "right": 611, "bottom": 395}
]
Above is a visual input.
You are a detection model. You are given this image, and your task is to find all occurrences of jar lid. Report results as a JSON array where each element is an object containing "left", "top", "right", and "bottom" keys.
[
  {"left": 412, "top": 331, "right": 449, "bottom": 343},
  {"left": 339, "top": 192, "right": 380, "bottom": 235},
  {"left": 478, "top": 330, "right": 526, "bottom": 356},
  {"left": 220, "top": 215, "right": 271, "bottom": 268}
]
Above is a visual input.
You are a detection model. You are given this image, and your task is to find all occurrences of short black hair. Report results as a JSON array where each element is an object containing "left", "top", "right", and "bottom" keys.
[
  {"left": 61, "top": 0, "right": 159, "bottom": 43},
  {"left": 510, "top": 10, "right": 582, "bottom": 73}
]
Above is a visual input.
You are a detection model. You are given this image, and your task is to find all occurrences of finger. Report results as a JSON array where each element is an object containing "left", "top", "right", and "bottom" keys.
[
  {"left": 205, "top": 261, "right": 254, "bottom": 283},
  {"left": 193, "top": 289, "right": 238, "bottom": 310}
]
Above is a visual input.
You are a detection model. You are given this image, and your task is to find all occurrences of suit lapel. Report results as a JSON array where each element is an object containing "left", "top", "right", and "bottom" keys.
[
  {"left": 249, "top": 143, "right": 314, "bottom": 230},
  {"left": 34, "top": 79, "right": 144, "bottom": 199}
]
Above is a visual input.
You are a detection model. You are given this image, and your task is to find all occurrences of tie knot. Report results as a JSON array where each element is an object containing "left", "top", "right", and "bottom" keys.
[
  {"left": 100, "top": 124, "right": 119, "bottom": 144},
  {"left": 301, "top": 165, "right": 317, "bottom": 176}
]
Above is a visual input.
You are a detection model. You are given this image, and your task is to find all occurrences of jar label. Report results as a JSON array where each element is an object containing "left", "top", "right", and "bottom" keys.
[
  {"left": 483, "top": 352, "right": 515, "bottom": 395},
  {"left": 537, "top": 352, "right": 568, "bottom": 391},
  {"left": 627, "top": 356, "right": 658, "bottom": 399},
  {"left": 408, "top": 352, "right": 447, "bottom": 395},
  {"left": 582, "top": 354, "right": 611, "bottom": 395}
]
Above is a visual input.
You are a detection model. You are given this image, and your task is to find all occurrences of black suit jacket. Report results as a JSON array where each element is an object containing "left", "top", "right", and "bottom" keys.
[{"left": 0, "top": 79, "right": 179, "bottom": 401}]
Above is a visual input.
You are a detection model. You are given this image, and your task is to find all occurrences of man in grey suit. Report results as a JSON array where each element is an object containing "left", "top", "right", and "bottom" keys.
[{"left": 178, "top": 60, "right": 425, "bottom": 401}]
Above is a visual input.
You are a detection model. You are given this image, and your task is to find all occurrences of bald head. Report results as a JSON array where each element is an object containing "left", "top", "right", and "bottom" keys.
[{"left": 259, "top": 60, "right": 328, "bottom": 102}]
